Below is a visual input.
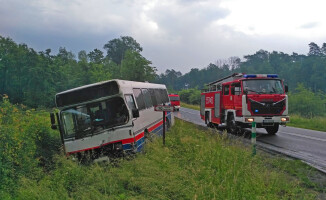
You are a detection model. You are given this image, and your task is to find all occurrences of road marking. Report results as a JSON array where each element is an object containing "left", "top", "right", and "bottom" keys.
[{"left": 279, "top": 131, "right": 326, "bottom": 142}]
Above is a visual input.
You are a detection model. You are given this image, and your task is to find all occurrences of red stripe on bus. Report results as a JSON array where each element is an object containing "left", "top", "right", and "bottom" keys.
[
  {"left": 148, "top": 120, "right": 163, "bottom": 132},
  {"left": 135, "top": 132, "right": 144, "bottom": 141}
]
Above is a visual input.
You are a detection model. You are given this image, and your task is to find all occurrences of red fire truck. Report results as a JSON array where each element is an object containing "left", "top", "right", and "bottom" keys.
[
  {"left": 200, "top": 73, "right": 289, "bottom": 135},
  {"left": 168, "top": 94, "right": 181, "bottom": 111}
]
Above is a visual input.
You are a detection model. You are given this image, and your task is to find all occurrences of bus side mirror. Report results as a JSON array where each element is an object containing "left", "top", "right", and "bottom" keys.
[
  {"left": 285, "top": 85, "right": 288, "bottom": 93},
  {"left": 50, "top": 113, "right": 57, "bottom": 130},
  {"left": 132, "top": 109, "right": 139, "bottom": 118}
]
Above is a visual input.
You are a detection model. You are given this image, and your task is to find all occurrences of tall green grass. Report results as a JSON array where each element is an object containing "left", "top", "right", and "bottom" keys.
[
  {"left": 288, "top": 115, "right": 326, "bottom": 132},
  {"left": 180, "top": 102, "right": 200, "bottom": 110},
  {"left": 14, "top": 120, "right": 318, "bottom": 199}
]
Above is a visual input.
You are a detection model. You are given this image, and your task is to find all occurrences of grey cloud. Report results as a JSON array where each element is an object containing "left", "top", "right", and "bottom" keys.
[
  {"left": 300, "top": 22, "right": 319, "bottom": 29},
  {"left": 147, "top": 1, "right": 229, "bottom": 39}
]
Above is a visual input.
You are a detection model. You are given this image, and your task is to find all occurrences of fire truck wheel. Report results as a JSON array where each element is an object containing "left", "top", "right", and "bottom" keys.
[
  {"left": 205, "top": 112, "right": 211, "bottom": 127},
  {"left": 265, "top": 124, "right": 279, "bottom": 135},
  {"left": 227, "top": 114, "right": 238, "bottom": 134}
]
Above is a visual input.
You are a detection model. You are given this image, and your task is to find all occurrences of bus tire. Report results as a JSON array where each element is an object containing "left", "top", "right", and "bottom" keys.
[{"left": 265, "top": 124, "right": 279, "bottom": 135}]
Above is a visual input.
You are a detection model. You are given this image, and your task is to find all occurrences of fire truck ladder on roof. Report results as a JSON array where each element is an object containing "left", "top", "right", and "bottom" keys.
[{"left": 206, "top": 73, "right": 244, "bottom": 86}]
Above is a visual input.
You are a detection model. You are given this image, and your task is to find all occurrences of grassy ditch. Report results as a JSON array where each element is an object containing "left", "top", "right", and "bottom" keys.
[
  {"left": 10, "top": 120, "right": 326, "bottom": 199},
  {"left": 181, "top": 102, "right": 326, "bottom": 133}
]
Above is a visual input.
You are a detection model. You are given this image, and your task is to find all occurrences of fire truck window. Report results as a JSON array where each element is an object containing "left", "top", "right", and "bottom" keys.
[
  {"left": 216, "top": 84, "right": 222, "bottom": 91},
  {"left": 231, "top": 83, "right": 241, "bottom": 95},
  {"left": 223, "top": 85, "right": 229, "bottom": 95},
  {"left": 210, "top": 85, "right": 216, "bottom": 91}
]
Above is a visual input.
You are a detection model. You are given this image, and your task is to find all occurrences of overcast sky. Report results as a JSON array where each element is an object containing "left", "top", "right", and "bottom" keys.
[{"left": 1, "top": 0, "right": 326, "bottom": 73}]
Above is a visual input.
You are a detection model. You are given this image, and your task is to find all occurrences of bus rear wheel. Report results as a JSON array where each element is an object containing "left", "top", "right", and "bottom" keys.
[{"left": 265, "top": 124, "right": 279, "bottom": 135}]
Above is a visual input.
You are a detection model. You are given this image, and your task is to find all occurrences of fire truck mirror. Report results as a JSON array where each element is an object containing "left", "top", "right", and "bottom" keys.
[
  {"left": 285, "top": 85, "right": 288, "bottom": 93},
  {"left": 244, "top": 88, "right": 248, "bottom": 94}
]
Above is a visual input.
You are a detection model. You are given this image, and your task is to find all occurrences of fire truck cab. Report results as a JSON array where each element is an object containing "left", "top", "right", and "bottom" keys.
[{"left": 200, "top": 73, "right": 289, "bottom": 135}]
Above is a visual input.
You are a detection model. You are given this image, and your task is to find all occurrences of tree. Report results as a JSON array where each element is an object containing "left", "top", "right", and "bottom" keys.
[
  {"left": 78, "top": 50, "right": 88, "bottom": 63},
  {"left": 89, "top": 63, "right": 111, "bottom": 83},
  {"left": 308, "top": 42, "right": 322, "bottom": 56},
  {"left": 120, "top": 50, "right": 156, "bottom": 81},
  {"left": 88, "top": 48, "right": 104, "bottom": 64},
  {"left": 103, "top": 36, "right": 142, "bottom": 65},
  {"left": 321, "top": 43, "right": 326, "bottom": 56}
]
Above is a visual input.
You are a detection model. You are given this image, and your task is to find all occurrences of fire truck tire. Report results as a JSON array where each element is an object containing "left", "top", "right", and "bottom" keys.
[
  {"left": 265, "top": 124, "right": 279, "bottom": 135},
  {"left": 227, "top": 114, "right": 238, "bottom": 134},
  {"left": 205, "top": 112, "right": 211, "bottom": 127}
]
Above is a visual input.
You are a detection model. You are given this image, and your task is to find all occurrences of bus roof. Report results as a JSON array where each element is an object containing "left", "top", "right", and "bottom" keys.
[
  {"left": 55, "top": 79, "right": 167, "bottom": 108},
  {"left": 56, "top": 79, "right": 166, "bottom": 96}
]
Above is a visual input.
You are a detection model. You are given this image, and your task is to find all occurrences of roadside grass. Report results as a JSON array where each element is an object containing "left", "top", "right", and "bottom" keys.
[
  {"left": 181, "top": 102, "right": 200, "bottom": 110},
  {"left": 181, "top": 102, "right": 326, "bottom": 133},
  {"left": 15, "top": 119, "right": 320, "bottom": 199},
  {"left": 287, "top": 115, "right": 326, "bottom": 132}
]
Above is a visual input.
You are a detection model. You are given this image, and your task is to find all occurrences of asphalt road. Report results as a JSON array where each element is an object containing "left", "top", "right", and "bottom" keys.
[{"left": 175, "top": 107, "right": 326, "bottom": 172}]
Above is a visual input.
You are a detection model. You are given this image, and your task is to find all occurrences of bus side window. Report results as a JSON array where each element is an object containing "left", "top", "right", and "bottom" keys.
[
  {"left": 161, "top": 89, "right": 169, "bottom": 103},
  {"left": 149, "top": 89, "right": 158, "bottom": 106},
  {"left": 133, "top": 89, "right": 146, "bottom": 110},
  {"left": 154, "top": 89, "right": 162, "bottom": 105},
  {"left": 141, "top": 88, "right": 153, "bottom": 108},
  {"left": 125, "top": 94, "right": 136, "bottom": 110}
]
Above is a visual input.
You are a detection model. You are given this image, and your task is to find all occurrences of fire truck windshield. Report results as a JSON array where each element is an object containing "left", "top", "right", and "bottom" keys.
[
  {"left": 60, "top": 97, "right": 129, "bottom": 140},
  {"left": 243, "top": 79, "right": 284, "bottom": 94}
]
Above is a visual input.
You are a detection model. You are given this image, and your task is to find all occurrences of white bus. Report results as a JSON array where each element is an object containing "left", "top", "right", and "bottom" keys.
[{"left": 50, "top": 79, "right": 173, "bottom": 160}]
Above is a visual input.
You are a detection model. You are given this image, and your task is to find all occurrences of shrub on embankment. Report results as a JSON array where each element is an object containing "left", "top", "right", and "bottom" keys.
[{"left": 0, "top": 96, "right": 60, "bottom": 198}]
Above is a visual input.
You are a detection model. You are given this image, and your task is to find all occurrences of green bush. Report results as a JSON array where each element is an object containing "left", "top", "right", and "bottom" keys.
[
  {"left": 288, "top": 84, "right": 326, "bottom": 117},
  {"left": 0, "top": 96, "right": 60, "bottom": 197},
  {"left": 179, "top": 88, "right": 201, "bottom": 105}
]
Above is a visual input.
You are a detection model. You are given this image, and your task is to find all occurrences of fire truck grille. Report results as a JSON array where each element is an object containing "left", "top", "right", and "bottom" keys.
[{"left": 249, "top": 99, "right": 285, "bottom": 115}]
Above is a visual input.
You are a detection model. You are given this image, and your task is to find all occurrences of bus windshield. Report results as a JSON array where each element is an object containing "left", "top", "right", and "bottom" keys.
[
  {"left": 61, "top": 97, "right": 129, "bottom": 139},
  {"left": 243, "top": 79, "right": 284, "bottom": 94}
]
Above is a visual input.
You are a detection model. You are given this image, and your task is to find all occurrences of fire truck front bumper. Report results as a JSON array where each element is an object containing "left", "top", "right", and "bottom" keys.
[
  {"left": 236, "top": 116, "right": 290, "bottom": 125},
  {"left": 173, "top": 105, "right": 180, "bottom": 110}
]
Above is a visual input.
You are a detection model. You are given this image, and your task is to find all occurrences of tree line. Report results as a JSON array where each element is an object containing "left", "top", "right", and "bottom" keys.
[
  {"left": 0, "top": 35, "right": 156, "bottom": 107},
  {"left": 157, "top": 42, "right": 326, "bottom": 94},
  {"left": 1, "top": 35, "right": 326, "bottom": 112}
]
